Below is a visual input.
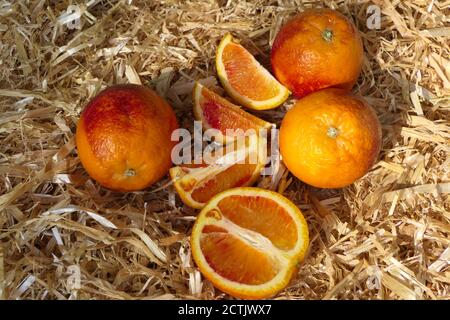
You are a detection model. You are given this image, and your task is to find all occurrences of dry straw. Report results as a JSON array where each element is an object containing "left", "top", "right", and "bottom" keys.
[{"left": 0, "top": 0, "right": 449, "bottom": 300}]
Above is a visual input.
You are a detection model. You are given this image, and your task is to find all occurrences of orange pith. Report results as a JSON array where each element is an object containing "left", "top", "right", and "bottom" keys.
[
  {"left": 216, "top": 33, "right": 290, "bottom": 110},
  {"left": 193, "top": 83, "right": 272, "bottom": 143},
  {"left": 191, "top": 187, "right": 309, "bottom": 299},
  {"left": 200, "top": 232, "right": 280, "bottom": 285},
  {"left": 216, "top": 195, "right": 298, "bottom": 250}
]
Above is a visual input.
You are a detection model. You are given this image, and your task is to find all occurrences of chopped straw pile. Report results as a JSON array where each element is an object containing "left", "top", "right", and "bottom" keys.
[{"left": 0, "top": 0, "right": 449, "bottom": 300}]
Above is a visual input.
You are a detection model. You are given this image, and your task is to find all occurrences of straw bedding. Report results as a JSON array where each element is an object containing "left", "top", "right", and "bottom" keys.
[{"left": 0, "top": 0, "right": 449, "bottom": 300}]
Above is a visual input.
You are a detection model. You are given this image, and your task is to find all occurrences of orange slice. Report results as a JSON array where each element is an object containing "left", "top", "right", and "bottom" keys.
[
  {"left": 216, "top": 33, "right": 290, "bottom": 110},
  {"left": 193, "top": 82, "right": 272, "bottom": 144},
  {"left": 191, "top": 187, "right": 309, "bottom": 299},
  {"left": 170, "top": 135, "right": 266, "bottom": 209}
]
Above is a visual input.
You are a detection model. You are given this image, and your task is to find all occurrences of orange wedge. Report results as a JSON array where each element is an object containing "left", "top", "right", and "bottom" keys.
[
  {"left": 169, "top": 135, "right": 266, "bottom": 209},
  {"left": 216, "top": 33, "right": 290, "bottom": 110},
  {"left": 193, "top": 82, "right": 273, "bottom": 144},
  {"left": 191, "top": 187, "right": 309, "bottom": 299}
]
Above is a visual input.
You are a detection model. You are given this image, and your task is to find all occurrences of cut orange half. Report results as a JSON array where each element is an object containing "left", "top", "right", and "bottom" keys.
[
  {"left": 170, "top": 135, "right": 267, "bottom": 209},
  {"left": 216, "top": 33, "right": 290, "bottom": 110},
  {"left": 193, "top": 82, "right": 273, "bottom": 144},
  {"left": 191, "top": 187, "right": 309, "bottom": 299}
]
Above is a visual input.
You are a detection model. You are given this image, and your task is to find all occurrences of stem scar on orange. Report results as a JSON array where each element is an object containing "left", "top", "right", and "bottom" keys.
[
  {"left": 279, "top": 88, "right": 382, "bottom": 189},
  {"left": 271, "top": 8, "right": 364, "bottom": 98},
  {"left": 76, "top": 84, "right": 179, "bottom": 191}
]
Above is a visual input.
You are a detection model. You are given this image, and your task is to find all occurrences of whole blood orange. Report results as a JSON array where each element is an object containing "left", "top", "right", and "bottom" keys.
[
  {"left": 279, "top": 89, "right": 382, "bottom": 188},
  {"left": 271, "top": 8, "right": 364, "bottom": 98},
  {"left": 76, "top": 84, "right": 179, "bottom": 191}
]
